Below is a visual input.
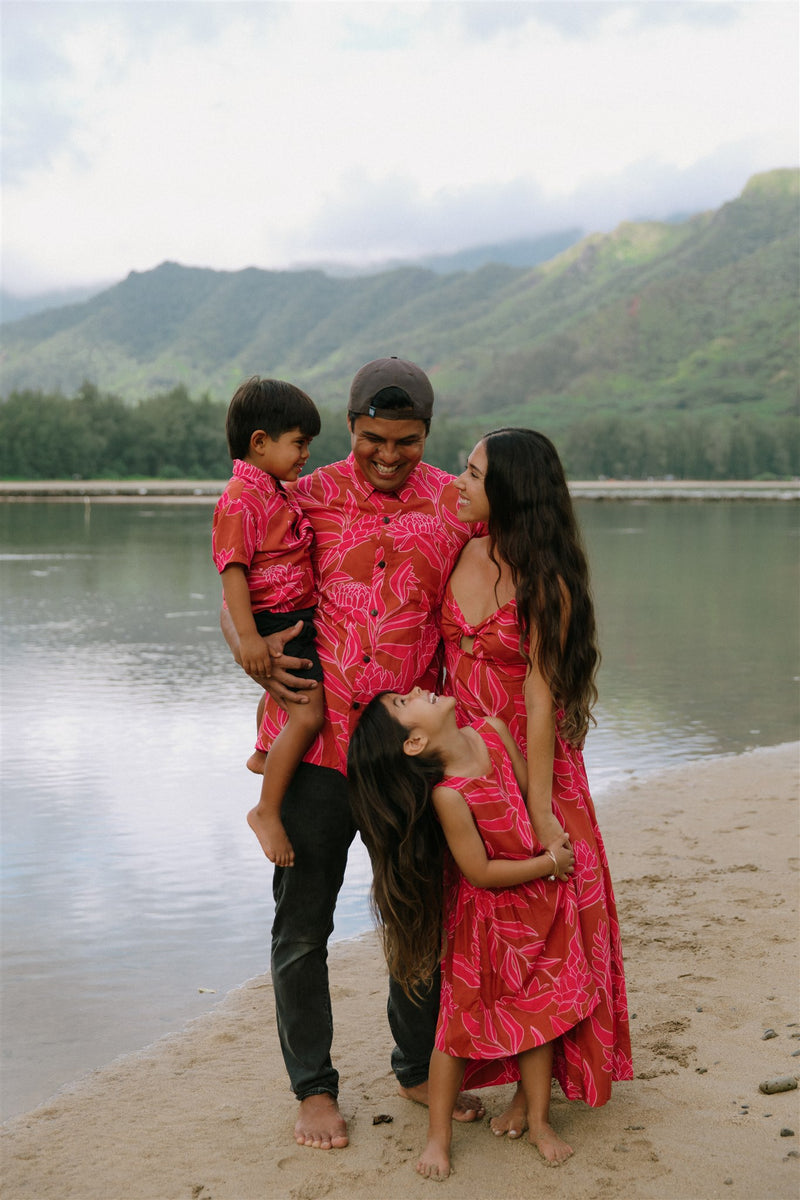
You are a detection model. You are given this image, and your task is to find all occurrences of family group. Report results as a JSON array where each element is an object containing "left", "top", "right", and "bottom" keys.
[{"left": 211, "top": 358, "right": 633, "bottom": 1180}]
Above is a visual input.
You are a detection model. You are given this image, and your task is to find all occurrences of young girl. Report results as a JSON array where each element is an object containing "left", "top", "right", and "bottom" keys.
[{"left": 348, "top": 686, "right": 600, "bottom": 1181}]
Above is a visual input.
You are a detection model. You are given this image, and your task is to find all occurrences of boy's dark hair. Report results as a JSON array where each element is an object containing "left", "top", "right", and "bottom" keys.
[{"left": 226, "top": 376, "right": 321, "bottom": 460}]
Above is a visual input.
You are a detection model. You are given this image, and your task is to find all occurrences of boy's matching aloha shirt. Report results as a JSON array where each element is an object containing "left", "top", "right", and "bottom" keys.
[
  {"left": 257, "top": 454, "right": 472, "bottom": 774},
  {"left": 212, "top": 459, "right": 316, "bottom": 613}
]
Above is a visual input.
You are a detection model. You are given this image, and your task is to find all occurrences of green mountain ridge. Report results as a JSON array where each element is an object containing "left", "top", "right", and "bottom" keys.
[{"left": 1, "top": 169, "right": 797, "bottom": 452}]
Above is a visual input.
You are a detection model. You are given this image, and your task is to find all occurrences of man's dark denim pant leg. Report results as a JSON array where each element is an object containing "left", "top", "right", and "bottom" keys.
[
  {"left": 271, "top": 763, "right": 355, "bottom": 1101},
  {"left": 387, "top": 968, "right": 440, "bottom": 1090}
]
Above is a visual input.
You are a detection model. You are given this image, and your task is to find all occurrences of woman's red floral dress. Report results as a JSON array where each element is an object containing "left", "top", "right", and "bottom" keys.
[{"left": 439, "top": 587, "right": 633, "bottom": 1104}]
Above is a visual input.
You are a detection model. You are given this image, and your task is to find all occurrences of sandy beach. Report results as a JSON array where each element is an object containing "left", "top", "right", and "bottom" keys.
[{"left": 2, "top": 742, "right": 798, "bottom": 1200}]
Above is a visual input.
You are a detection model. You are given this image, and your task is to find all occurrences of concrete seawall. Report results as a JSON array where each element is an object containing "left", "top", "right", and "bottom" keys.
[{"left": 0, "top": 479, "right": 797, "bottom": 502}]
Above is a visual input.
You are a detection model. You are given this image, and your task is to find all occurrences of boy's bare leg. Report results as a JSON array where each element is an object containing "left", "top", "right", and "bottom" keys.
[
  {"left": 246, "top": 694, "right": 268, "bottom": 774},
  {"left": 247, "top": 692, "right": 325, "bottom": 866},
  {"left": 247, "top": 749, "right": 267, "bottom": 774},
  {"left": 416, "top": 1050, "right": 466, "bottom": 1180},
  {"left": 398, "top": 1079, "right": 485, "bottom": 1122},
  {"left": 517, "top": 1041, "right": 573, "bottom": 1165},
  {"left": 294, "top": 1093, "right": 349, "bottom": 1150},
  {"left": 490, "top": 1082, "right": 527, "bottom": 1138}
]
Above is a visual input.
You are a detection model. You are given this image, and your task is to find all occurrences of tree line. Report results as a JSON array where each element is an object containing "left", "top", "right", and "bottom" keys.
[{"left": 0, "top": 383, "right": 796, "bottom": 481}]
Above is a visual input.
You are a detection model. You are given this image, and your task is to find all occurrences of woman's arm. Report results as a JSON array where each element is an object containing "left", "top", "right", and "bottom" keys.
[
  {"left": 432, "top": 785, "right": 559, "bottom": 888},
  {"left": 523, "top": 660, "right": 567, "bottom": 847},
  {"left": 482, "top": 716, "right": 528, "bottom": 794}
]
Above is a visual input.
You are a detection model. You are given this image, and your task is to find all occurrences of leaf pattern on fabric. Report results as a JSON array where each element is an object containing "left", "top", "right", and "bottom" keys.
[
  {"left": 211, "top": 460, "right": 316, "bottom": 610},
  {"left": 438, "top": 587, "right": 633, "bottom": 1103},
  {"left": 257, "top": 456, "right": 472, "bottom": 772}
]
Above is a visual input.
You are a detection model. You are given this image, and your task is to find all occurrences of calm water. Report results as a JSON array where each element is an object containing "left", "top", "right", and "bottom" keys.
[{"left": 1, "top": 499, "right": 798, "bottom": 1120}]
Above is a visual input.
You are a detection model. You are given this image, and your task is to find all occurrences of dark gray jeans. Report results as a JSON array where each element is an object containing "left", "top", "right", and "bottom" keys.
[{"left": 271, "top": 762, "right": 438, "bottom": 1100}]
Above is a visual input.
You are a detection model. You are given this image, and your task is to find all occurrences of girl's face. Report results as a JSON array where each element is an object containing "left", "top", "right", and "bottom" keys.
[
  {"left": 454, "top": 440, "right": 490, "bottom": 524},
  {"left": 381, "top": 687, "right": 456, "bottom": 737}
]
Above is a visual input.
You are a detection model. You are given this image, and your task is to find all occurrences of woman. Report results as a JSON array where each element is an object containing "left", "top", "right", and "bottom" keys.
[{"left": 441, "top": 426, "right": 632, "bottom": 1130}]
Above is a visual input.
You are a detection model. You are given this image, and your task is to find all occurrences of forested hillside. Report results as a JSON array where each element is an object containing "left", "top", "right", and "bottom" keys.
[{"left": 1, "top": 169, "right": 797, "bottom": 480}]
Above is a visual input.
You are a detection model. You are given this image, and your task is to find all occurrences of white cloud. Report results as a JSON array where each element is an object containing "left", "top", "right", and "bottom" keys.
[{"left": 2, "top": 1, "right": 797, "bottom": 293}]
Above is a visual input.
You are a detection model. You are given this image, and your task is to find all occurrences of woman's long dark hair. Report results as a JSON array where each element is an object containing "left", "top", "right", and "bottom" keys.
[
  {"left": 347, "top": 693, "right": 445, "bottom": 999},
  {"left": 482, "top": 427, "right": 599, "bottom": 746}
]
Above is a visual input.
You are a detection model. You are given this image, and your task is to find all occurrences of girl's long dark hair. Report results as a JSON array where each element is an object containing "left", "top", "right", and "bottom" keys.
[
  {"left": 347, "top": 693, "right": 445, "bottom": 999},
  {"left": 482, "top": 427, "right": 599, "bottom": 746}
]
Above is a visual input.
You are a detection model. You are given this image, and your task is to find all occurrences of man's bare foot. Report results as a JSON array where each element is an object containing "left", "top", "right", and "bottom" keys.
[
  {"left": 398, "top": 1081, "right": 485, "bottom": 1123},
  {"left": 246, "top": 750, "right": 266, "bottom": 774},
  {"left": 490, "top": 1086, "right": 527, "bottom": 1138},
  {"left": 294, "top": 1093, "right": 349, "bottom": 1150},
  {"left": 247, "top": 807, "right": 295, "bottom": 866},
  {"left": 416, "top": 1135, "right": 452, "bottom": 1180},
  {"left": 528, "top": 1119, "right": 573, "bottom": 1166}
]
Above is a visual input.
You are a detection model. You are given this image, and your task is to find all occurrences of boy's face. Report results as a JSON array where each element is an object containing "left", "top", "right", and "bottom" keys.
[
  {"left": 250, "top": 427, "right": 312, "bottom": 482},
  {"left": 349, "top": 414, "right": 427, "bottom": 493}
]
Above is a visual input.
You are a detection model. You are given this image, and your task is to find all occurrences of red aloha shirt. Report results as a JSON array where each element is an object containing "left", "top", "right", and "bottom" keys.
[
  {"left": 257, "top": 454, "right": 472, "bottom": 773},
  {"left": 212, "top": 459, "right": 316, "bottom": 613}
]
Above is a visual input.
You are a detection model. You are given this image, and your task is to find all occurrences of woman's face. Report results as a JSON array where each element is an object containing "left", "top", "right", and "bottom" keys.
[{"left": 454, "top": 440, "right": 490, "bottom": 524}]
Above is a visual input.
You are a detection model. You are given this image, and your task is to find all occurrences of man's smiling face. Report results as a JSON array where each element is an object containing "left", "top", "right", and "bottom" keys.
[{"left": 349, "top": 414, "right": 427, "bottom": 493}]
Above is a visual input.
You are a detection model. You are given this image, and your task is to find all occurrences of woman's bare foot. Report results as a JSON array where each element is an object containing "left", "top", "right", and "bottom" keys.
[
  {"left": 246, "top": 749, "right": 266, "bottom": 774},
  {"left": 294, "top": 1093, "right": 349, "bottom": 1149},
  {"left": 490, "top": 1086, "right": 527, "bottom": 1138},
  {"left": 416, "top": 1134, "right": 452, "bottom": 1180},
  {"left": 528, "top": 1119, "right": 573, "bottom": 1165},
  {"left": 398, "top": 1081, "right": 485, "bottom": 1123},
  {"left": 247, "top": 807, "right": 295, "bottom": 866}
]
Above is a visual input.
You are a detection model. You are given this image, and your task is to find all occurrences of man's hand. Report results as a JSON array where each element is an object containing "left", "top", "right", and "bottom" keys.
[{"left": 220, "top": 610, "right": 318, "bottom": 707}]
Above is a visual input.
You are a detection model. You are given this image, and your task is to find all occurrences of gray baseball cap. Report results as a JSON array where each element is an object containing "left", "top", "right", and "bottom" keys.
[{"left": 348, "top": 356, "right": 434, "bottom": 420}]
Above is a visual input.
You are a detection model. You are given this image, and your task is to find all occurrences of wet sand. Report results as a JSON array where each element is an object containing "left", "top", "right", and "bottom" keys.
[{"left": 2, "top": 742, "right": 799, "bottom": 1200}]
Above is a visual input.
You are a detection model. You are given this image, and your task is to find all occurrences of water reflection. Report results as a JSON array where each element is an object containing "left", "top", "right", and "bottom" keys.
[{"left": 1, "top": 499, "right": 797, "bottom": 1119}]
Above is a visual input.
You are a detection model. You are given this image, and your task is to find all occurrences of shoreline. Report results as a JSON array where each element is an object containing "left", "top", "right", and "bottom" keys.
[
  {"left": 3, "top": 742, "right": 798, "bottom": 1200},
  {"left": 0, "top": 478, "right": 798, "bottom": 502}
]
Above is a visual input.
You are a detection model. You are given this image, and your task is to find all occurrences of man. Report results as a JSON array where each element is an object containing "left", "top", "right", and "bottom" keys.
[{"left": 223, "top": 357, "right": 481, "bottom": 1148}]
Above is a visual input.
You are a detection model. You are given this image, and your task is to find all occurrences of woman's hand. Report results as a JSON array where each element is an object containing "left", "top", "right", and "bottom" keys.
[{"left": 534, "top": 810, "right": 568, "bottom": 852}]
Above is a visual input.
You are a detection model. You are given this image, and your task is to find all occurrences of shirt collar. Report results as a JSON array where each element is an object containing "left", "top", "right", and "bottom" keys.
[
  {"left": 232, "top": 458, "right": 283, "bottom": 493},
  {"left": 346, "top": 452, "right": 423, "bottom": 504}
]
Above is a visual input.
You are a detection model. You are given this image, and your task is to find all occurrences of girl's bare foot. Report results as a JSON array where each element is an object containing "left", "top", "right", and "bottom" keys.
[
  {"left": 294, "top": 1093, "right": 348, "bottom": 1149},
  {"left": 416, "top": 1135, "right": 452, "bottom": 1180},
  {"left": 490, "top": 1087, "right": 527, "bottom": 1138},
  {"left": 246, "top": 749, "right": 266, "bottom": 774},
  {"left": 398, "top": 1081, "right": 485, "bottom": 1122},
  {"left": 528, "top": 1119, "right": 573, "bottom": 1165},
  {"left": 247, "top": 807, "right": 295, "bottom": 866}
]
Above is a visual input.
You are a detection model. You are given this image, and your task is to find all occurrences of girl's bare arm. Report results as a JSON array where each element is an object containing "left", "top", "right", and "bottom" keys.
[{"left": 432, "top": 785, "right": 565, "bottom": 888}]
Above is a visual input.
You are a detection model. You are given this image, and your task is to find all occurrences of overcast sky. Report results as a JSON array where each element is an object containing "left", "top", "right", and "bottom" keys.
[{"left": 2, "top": 0, "right": 797, "bottom": 295}]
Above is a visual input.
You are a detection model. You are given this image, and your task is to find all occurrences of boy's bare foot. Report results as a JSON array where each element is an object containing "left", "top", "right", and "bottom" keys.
[
  {"left": 398, "top": 1081, "right": 485, "bottom": 1123},
  {"left": 247, "top": 807, "right": 295, "bottom": 866},
  {"left": 294, "top": 1093, "right": 348, "bottom": 1149},
  {"left": 528, "top": 1119, "right": 573, "bottom": 1165},
  {"left": 490, "top": 1086, "right": 527, "bottom": 1138},
  {"left": 246, "top": 750, "right": 266, "bottom": 774},
  {"left": 416, "top": 1135, "right": 452, "bottom": 1180}
]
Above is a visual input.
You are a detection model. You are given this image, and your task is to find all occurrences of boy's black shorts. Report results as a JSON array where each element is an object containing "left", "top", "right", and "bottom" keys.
[{"left": 254, "top": 606, "right": 324, "bottom": 683}]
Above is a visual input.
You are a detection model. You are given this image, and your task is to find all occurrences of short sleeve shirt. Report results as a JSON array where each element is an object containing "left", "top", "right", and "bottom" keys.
[
  {"left": 212, "top": 459, "right": 316, "bottom": 612},
  {"left": 259, "top": 454, "right": 473, "bottom": 773}
]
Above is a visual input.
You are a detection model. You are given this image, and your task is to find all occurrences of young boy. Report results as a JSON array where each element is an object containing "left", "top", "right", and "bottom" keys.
[{"left": 212, "top": 377, "right": 324, "bottom": 867}]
